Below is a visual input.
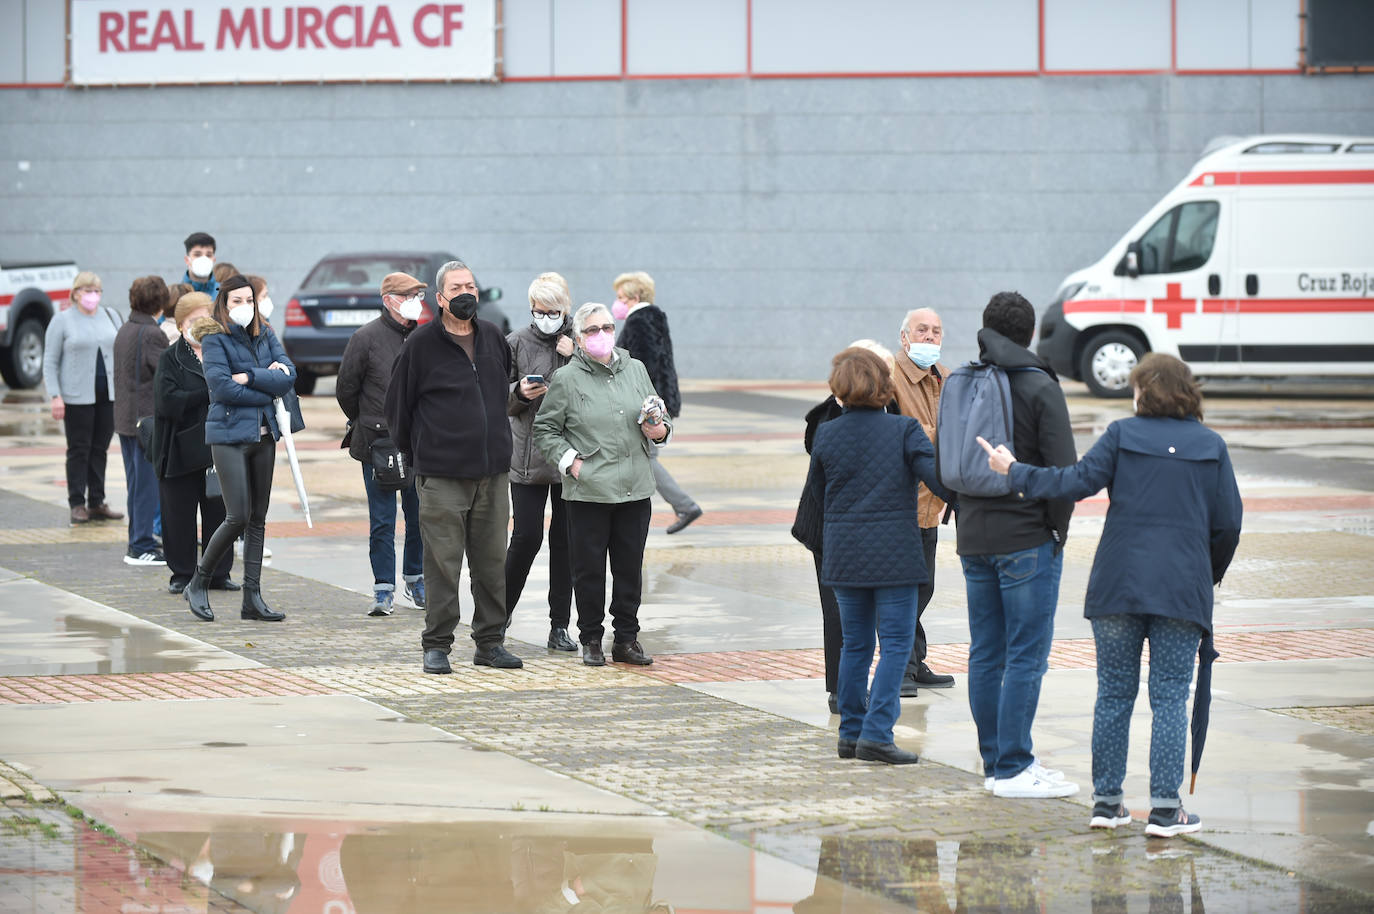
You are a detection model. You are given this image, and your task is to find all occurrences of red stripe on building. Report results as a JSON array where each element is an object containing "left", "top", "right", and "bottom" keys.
[{"left": 1189, "top": 169, "right": 1374, "bottom": 187}]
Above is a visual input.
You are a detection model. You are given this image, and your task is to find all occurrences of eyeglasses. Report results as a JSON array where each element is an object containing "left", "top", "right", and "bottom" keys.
[
  {"left": 581, "top": 324, "right": 615, "bottom": 336},
  {"left": 531, "top": 309, "right": 562, "bottom": 320}
]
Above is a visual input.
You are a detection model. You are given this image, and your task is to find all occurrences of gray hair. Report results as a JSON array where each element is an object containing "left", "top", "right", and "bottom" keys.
[
  {"left": 899, "top": 308, "right": 940, "bottom": 335},
  {"left": 848, "top": 338, "right": 894, "bottom": 367},
  {"left": 436, "top": 260, "right": 470, "bottom": 292},
  {"left": 573, "top": 302, "right": 612, "bottom": 334},
  {"left": 528, "top": 278, "right": 570, "bottom": 314}
]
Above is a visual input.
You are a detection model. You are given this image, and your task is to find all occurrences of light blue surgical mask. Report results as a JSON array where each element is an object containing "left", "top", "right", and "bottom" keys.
[{"left": 906, "top": 342, "right": 941, "bottom": 369}]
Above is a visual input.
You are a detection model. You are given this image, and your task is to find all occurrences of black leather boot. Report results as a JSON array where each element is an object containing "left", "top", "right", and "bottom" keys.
[
  {"left": 239, "top": 525, "right": 284, "bottom": 622},
  {"left": 241, "top": 586, "right": 284, "bottom": 622},
  {"left": 184, "top": 569, "right": 213, "bottom": 621}
]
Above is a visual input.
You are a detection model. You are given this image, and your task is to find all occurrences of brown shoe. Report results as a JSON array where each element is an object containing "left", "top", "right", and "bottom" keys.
[
  {"left": 87, "top": 503, "right": 124, "bottom": 521},
  {"left": 70, "top": 505, "right": 90, "bottom": 524},
  {"left": 611, "top": 640, "right": 654, "bottom": 666}
]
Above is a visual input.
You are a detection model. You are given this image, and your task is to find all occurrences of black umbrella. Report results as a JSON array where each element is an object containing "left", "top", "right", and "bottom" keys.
[{"left": 1189, "top": 634, "right": 1220, "bottom": 794}]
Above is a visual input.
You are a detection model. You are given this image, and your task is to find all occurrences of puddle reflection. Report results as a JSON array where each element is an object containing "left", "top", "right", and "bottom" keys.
[{"left": 5, "top": 816, "right": 1369, "bottom": 913}]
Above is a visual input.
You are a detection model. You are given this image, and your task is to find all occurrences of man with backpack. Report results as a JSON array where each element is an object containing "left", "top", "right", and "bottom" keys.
[
  {"left": 336, "top": 272, "right": 426, "bottom": 617},
  {"left": 944, "top": 291, "right": 1079, "bottom": 799},
  {"left": 893, "top": 308, "right": 957, "bottom": 697}
]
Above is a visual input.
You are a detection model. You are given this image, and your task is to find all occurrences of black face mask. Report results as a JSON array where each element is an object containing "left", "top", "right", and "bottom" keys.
[{"left": 445, "top": 292, "right": 479, "bottom": 321}]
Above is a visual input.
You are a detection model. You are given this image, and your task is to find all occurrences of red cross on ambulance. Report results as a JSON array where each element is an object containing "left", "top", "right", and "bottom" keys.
[{"left": 1151, "top": 283, "right": 1195, "bottom": 329}]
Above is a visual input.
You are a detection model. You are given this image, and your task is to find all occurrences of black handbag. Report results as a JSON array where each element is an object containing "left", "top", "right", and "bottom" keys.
[
  {"left": 369, "top": 436, "right": 411, "bottom": 492},
  {"left": 204, "top": 467, "right": 223, "bottom": 500}
]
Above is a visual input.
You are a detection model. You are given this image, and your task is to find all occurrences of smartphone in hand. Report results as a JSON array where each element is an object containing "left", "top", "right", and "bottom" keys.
[{"left": 524, "top": 374, "right": 545, "bottom": 385}]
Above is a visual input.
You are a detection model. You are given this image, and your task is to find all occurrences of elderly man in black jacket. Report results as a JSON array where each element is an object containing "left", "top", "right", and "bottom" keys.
[
  {"left": 957, "top": 291, "right": 1079, "bottom": 800},
  {"left": 385, "top": 261, "right": 522, "bottom": 673},
  {"left": 337, "top": 272, "right": 426, "bottom": 618}
]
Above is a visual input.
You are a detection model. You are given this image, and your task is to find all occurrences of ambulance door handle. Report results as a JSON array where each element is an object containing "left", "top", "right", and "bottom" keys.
[
  {"left": 1245, "top": 274, "right": 1259, "bottom": 296},
  {"left": 1208, "top": 274, "right": 1221, "bottom": 295}
]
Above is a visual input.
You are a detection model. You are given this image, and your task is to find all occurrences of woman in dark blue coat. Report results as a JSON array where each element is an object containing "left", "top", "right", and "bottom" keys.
[
  {"left": 183, "top": 274, "right": 298, "bottom": 624},
  {"left": 804, "top": 347, "right": 954, "bottom": 765},
  {"left": 981, "top": 353, "right": 1241, "bottom": 837}
]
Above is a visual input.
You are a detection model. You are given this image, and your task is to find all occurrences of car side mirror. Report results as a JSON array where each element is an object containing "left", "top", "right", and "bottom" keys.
[
  {"left": 479, "top": 287, "right": 502, "bottom": 303},
  {"left": 1124, "top": 242, "right": 1141, "bottom": 279}
]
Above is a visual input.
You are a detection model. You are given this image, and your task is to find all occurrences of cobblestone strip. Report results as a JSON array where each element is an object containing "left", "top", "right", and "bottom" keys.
[
  {"left": 0, "top": 762, "right": 56, "bottom": 803},
  {"left": 387, "top": 686, "right": 1087, "bottom": 844}
]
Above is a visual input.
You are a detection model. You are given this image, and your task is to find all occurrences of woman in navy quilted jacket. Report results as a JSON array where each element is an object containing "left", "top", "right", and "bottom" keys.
[
  {"left": 981, "top": 353, "right": 1242, "bottom": 837},
  {"left": 804, "top": 347, "right": 955, "bottom": 765}
]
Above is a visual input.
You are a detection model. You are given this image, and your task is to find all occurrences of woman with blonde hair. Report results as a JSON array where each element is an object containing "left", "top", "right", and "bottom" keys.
[
  {"left": 505, "top": 276, "right": 578, "bottom": 650},
  {"left": 43, "top": 270, "right": 124, "bottom": 525}
]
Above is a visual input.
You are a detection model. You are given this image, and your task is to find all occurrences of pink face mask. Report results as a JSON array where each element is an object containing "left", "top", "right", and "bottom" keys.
[
  {"left": 584, "top": 329, "right": 615, "bottom": 359},
  {"left": 78, "top": 291, "right": 101, "bottom": 312},
  {"left": 611, "top": 300, "right": 630, "bottom": 321}
]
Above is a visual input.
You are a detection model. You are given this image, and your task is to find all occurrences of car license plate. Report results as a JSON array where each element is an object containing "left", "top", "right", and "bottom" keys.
[{"left": 324, "top": 309, "right": 379, "bottom": 327}]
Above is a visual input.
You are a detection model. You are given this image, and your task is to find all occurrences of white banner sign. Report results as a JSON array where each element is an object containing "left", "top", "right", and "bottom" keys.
[{"left": 70, "top": 1, "right": 496, "bottom": 85}]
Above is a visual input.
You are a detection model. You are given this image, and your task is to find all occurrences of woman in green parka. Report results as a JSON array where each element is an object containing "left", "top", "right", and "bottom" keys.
[{"left": 533, "top": 302, "right": 671, "bottom": 669}]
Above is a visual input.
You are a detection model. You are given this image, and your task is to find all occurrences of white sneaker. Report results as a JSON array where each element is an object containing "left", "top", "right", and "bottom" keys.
[
  {"left": 1030, "top": 759, "right": 1066, "bottom": 783},
  {"left": 984, "top": 776, "right": 994, "bottom": 791},
  {"left": 992, "top": 768, "right": 1080, "bottom": 798}
]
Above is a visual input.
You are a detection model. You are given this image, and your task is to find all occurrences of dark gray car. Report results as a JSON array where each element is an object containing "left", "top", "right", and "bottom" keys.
[{"left": 280, "top": 251, "right": 506, "bottom": 394}]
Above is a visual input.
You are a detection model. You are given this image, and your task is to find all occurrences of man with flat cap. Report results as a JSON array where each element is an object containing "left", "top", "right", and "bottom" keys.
[{"left": 336, "top": 272, "right": 428, "bottom": 617}]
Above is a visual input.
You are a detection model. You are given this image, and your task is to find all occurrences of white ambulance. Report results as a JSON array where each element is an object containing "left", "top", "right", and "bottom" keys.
[{"left": 1037, "top": 134, "right": 1374, "bottom": 396}]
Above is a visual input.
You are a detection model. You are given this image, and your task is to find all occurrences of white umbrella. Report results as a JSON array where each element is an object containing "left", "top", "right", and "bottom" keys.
[{"left": 274, "top": 397, "right": 312, "bottom": 529}]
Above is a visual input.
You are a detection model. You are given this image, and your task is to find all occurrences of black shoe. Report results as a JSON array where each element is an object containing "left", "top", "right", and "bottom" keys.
[
  {"left": 837, "top": 738, "right": 857, "bottom": 759},
  {"left": 582, "top": 641, "right": 606, "bottom": 667},
  {"left": 241, "top": 587, "right": 285, "bottom": 622},
  {"left": 827, "top": 692, "right": 839, "bottom": 715},
  {"left": 184, "top": 571, "right": 213, "bottom": 621},
  {"left": 914, "top": 662, "right": 955, "bottom": 688},
  {"left": 209, "top": 577, "right": 242, "bottom": 591},
  {"left": 611, "top": 640, "right": 653, "bottom": 665},
  {"left": 423, "top": 648, "right": 452, "bottom": 675},
  {"left": 665, "top": 505, "right": 703, "bottom": 534},
  {"left": 474, "top": 644, "right": 524, "bottom": 669},
  {"left": 855, "top": 739, "right": 919, "bottom": 765},
  {"left": 899, "top": 675, "right": 919, "bottom": 698},
  {"left": 167, "top": 580, "right": 188, "bottom": 595},
  {"left": 547, "top": 627, "right": 577, "bottom": 652}
]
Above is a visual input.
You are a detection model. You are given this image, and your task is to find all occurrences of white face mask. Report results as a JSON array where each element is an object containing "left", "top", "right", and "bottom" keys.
[
  {"left": 257, "top": 295, "right": 274, "bottom": 320},
  {"left": 398, "top": 295, "right": 424, "bottom": 321},
  {"left": 190, "top": 255, "right": 214, "bottom": 279},
  {"left": 905, "top": 341, "right": 941, "bottom": 369},
  {"left": 533, "top": 312, "right": 564, "bottom": 335},
  {"left": 228, "top": 303, "right": 255, "bottom": 327}
]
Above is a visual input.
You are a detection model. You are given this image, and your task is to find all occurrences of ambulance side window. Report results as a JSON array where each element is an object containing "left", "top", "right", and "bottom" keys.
[{"left": 1135, "top": 201, "right": 1219, "bottom": 275}]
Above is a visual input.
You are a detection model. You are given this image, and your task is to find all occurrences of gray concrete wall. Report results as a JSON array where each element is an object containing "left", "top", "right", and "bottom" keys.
[{"left": 3, "top": 75, "right": 1373, "bottom": 379}]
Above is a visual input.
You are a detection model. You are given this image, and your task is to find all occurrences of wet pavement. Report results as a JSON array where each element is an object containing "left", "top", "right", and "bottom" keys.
[{"left": 0, "top": 377, "right": 1372, "bottom": 912}]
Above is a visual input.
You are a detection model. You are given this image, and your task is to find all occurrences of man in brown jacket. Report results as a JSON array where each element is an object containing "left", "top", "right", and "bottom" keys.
[{"left": 894, "top": 307, "right": 956, "bottom": 696}]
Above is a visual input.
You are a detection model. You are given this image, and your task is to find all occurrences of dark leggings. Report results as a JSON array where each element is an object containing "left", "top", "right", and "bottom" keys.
[
  {"left": 505, "top": 481, "right": 572, "bottom": 627},
  {"left": 200, "top": 435, "right": 275, "bottom": 587},
  {"left": 62, "top": 387, "right": 114, "bottom": 508}
]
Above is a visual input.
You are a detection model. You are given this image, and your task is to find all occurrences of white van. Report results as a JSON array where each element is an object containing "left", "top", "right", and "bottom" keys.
[{"left": 1037, "top": 134, "right": 1374, "bottom": 397}]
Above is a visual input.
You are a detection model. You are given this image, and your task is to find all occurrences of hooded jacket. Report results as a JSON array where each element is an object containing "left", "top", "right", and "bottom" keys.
[
  {"left": 532, "top": 348, "right": 668, "bottom": 504},
  {"left": 507, "top": 318, "right": 574, "bottom": 485},
  {"left": 1008, "top": 416, "right": 1243, "bottom": 632},
  {"left": 200, "top": 322, "right": 296, "bottom": 445},
  {"left": 384, "top": 317, "right": 513, "bottom": 480},
  {"left": 954, "top": 328, "right": 1077, "bottom": 557},
  {"left": 335, "top": 310, "right": 416, "bottom": 462}
]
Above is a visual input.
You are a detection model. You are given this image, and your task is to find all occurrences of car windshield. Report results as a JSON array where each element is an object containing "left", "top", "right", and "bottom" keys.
[{"left": 303, "top": 257, "right": 431, "bottom": 291}]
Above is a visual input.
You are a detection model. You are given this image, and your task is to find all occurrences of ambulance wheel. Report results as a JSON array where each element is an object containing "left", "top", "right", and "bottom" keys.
[{"left": 1079, "top": 331, "right": 1144, "bottom": 398}]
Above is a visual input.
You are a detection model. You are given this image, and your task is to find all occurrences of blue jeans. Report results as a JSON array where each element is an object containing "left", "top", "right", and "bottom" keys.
[
  {"left": 833, "top": 584, "right": 919, "bottom": 744},
  {"left": 362, "top": 463, "right": 423, "bottom": 589},
  {"left": 962, "top": 541, "right": 1063, "bottom": 779},
  {"left": 119, "top": 433, "right": 160, "bottom": 554},
  {"left": 1091, "top": 613, "right": 1203, "bottom": 809}
]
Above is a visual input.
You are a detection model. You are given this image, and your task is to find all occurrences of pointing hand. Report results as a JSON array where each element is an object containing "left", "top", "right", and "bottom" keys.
[{"left": 976, "top": 435, "right": 1017, "bottom": 475}]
